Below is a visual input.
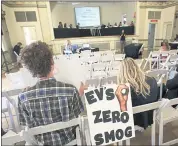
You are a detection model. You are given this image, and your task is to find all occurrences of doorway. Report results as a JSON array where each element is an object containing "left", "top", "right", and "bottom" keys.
[
  {"left": 163, "top": 23, "right": 172, "bottom": 40},
  {"left": 148, "top": 23, "right": 156, "bottom": 51},
  {"left": 22, "top": 26, "right": 37, "bottom": 45}
]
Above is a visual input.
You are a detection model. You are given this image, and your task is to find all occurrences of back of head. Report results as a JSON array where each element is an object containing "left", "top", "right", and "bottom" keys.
[
  {"left": 20, "top": 41, "right": 53, "bottom": 78},
  {"left": 117, "top": 58, "right": 150, "bottom": 97},
  {"left": 17, "top": 42, "right": 22, "bottom": 46}
]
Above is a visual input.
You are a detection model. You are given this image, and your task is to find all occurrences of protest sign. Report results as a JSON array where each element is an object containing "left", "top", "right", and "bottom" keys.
[{"left": 84, "top": 84, "right": 135, "bottom": 145}]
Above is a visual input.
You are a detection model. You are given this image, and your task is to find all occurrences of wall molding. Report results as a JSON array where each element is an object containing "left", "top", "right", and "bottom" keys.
[{"left": 2, "top": 2, "right": 47, "bottom": 8}]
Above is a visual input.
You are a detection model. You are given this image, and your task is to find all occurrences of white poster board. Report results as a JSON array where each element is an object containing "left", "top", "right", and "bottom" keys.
[
  {"left": 84, "top": 84, "right": 135, "bottom": 145},
  {"left": 53, "top": 56, "right": 87, "bottom": 90}
]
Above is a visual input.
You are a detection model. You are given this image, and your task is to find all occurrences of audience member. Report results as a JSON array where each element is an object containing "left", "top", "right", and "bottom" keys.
[
  {"left": 114, "top": 22, "right": 118, "bottom": 27},
  {"left": 120, "top": 30, "right": 126, "bottom": 53},
  {"left": 119, "top": 22, "right": 122, "bottom": 27},
  {"left": 116, "top": 58, "right": 158, "bottom": 128},
  {"left": 166, "top": 65, "right": 178, "bottom": 107},
  {"left": 107, "top": 22, "right": 112, "bottom": 28},
  {"left": 65, "top": 40, "right": 72, "bottom": 52},
  {"left": 64, "top": 23, "right": 67, "bottom": 28},
  {"left": 160, "top": 39, "right": 170, "bottom": 51},
  {"left": 130, "top": 21, "right": 134, "bottom": 26},
  {"left": 19, "top": 41, "right": 86, "bottom": 145},
  {"left": 13, "top": 42, "right": 22, "bottom": 56},
  {"left": 174, "top": 34, "right": 178, "bottom": 41},
  {"left": 69, "top": 24, "right": 73, "bottom": 29},
  {"left": 58, "top": 22, "right": 63, "bottom": 28}
]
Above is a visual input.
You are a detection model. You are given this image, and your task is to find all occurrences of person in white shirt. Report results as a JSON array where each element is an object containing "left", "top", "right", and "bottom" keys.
[{"left": 64, "top": 40, "right": 72, "bottom": 54}]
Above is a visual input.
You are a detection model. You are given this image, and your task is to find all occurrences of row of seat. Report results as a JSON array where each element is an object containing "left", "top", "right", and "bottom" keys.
[{"left": 2, "top": 87, "right": 178, "bottom": 145}]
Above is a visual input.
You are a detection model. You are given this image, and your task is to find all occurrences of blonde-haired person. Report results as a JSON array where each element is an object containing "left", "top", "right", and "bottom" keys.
[{"left": 116, "top": 58, "right": 158, "bottom": 128}]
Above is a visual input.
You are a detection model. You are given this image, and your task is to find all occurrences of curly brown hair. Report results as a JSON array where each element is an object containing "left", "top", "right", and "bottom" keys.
[{"left": 20, "top": 41, "right": 53, "bottom": 77}]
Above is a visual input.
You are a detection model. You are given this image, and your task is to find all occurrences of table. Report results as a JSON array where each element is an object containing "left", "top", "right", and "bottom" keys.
[
  {"left": 169, "top": 42, "right": 178, "bottom": 50},
  {"left": 53, "top": 26, "right": 134, "bottom": 39}
]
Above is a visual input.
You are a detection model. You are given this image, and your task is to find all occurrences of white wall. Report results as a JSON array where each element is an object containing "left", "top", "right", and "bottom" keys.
[
  {"left": 2, "top": 3, "right": 52, "bottom": 47},
  {"left": 138, "top": 5, "right": 176, "bottom": 40},
  {"left": 160, "top": 6, "right": 176, "bottom": 39},
  {"left": 50, "top": 2, "right": 136, "bottom": 28}
]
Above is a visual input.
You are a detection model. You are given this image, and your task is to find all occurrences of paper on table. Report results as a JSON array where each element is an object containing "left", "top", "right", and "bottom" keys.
[{"left": 54, "top": 56, "right": 88, "bottom": 90}]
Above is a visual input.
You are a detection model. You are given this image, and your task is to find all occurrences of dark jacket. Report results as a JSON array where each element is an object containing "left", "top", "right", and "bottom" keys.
[
  {"left": 166, "top": 73, "right": 178, "bottom": 105},
  {"left": 124, "top": 43, "right": 143, "bottom": 59},
  {"left": 13, "top": 45, "right": 21, "bottom": 55},
  {"left": 131, "top": 77, "right": 158, "bottom": 129}
]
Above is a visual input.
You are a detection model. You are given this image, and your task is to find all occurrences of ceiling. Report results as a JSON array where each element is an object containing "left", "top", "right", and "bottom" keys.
[{"left": 2, "top": 1, "right": 178, "bottom": 8}]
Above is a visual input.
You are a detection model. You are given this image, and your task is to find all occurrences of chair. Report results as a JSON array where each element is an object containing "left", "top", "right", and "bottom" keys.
[
  {"left": 2, "top": 130, "right": 24, "bottom": 145},
  {"left": 100, "top": 54, "right": 113, "bottom": 63},
  {"left": 5, "top": 71, "right": 26, "bottom": 89},
  {"left": 85, "top": 78, "right": 100, "bottom": 88},
  {"left": 146, "top": 69, "right": 169, "bottom": 99},
  {"left": 124, "top": 99, "right": 174, "bottom": 146},
  {"left": 100, "top": 76, "right": 117, "bottom": 86},
  {"left": 143, "top": 51, "right": 160, "bottom": 70},
  {"left": 2, "top": 92, "right": 16, "bottom": 133},
  {"left": 20, "top": 118, "right": 82, "bottom": 146},
  {"left": 2, "top": 89, "right": 23, "bottom": 133},
  {"left": 114, "top": 54, "right": 125, "bottom": 61},
  {"left": 157, "top": 98, "right": 178, "bottom": 145}
]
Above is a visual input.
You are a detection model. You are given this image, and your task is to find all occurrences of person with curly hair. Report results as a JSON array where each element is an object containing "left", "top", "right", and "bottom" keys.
[{"left": 18, "top": 41, "right": 86, "bottom": 145}]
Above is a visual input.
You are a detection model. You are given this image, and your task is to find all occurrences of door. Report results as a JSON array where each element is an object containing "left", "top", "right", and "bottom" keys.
[
  {"left": 22, "top": 27, "right": 37, "bottom": 45},
  {"left": 163, "top": 22, "right": 172, "bottom": 40},
  {"left": 148, "top": 23, "right": 156, "bottom": 51}
]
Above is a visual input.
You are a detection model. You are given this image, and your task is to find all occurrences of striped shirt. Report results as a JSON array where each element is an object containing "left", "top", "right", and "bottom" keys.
[{"left": 18, "top": 78, "right": 84, "bottom": 145}]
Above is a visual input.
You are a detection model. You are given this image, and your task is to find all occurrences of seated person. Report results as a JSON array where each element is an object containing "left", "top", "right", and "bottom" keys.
[
  {"left": 124, "top": 42, "right": 143, "bottom": 59},
  {"left": 114, "top": 22, "right": 118, "bottom": 27},
  {"left": 19, "top": 41, "right": 85, "bottom": 145},
  {"left": 160, "top": 39, "right": 170, "bottom": 51},
  {"left": 107, "top": 22, "right": 112, "bottom": 28},
  {"left": 64, "top": 23, "right": 67, "bottom": 28},
  {"left": 58, "top": 22, "right": 63, "bottom": 28},
  {"left": 118, "top": 22, "right": 122, "bottom": 27},
  {"left": 116, "top": 58, "right": 158, "bottom": 128},
  {"left": 160, "top": 39, "right": 170, "bottom": 61},
  {"left": 13, "top": 42, "right": 22, "bottom": 56},
  {"left": 69, "top": 24, "right": 73, "bottom": 29},
  {"left": 64, "top": 40, "right": 73, "bottom": 54},
  {"left": 130, "top": 21, "right": 134, "bottom": 26},
  {"left": 166, "top": 65, "right": 178, "bottom": 107}
]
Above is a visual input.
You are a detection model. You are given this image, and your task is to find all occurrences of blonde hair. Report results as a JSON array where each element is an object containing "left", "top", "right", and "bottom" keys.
[{"left": 117, "top": 58, "right": 150, "bottom": 97}]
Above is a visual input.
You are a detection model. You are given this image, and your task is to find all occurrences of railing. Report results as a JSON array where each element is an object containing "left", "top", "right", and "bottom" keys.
[{"left": 49, "top": 38, "right": 164, "bottom": 55}]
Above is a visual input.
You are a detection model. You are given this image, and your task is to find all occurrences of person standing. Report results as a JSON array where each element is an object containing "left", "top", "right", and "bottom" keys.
[
  {"left": 120, "top": 30, "right": 126, "bottom": 53},
  {"left": 13, "top": 42, "right": 22, "bottom": 55}
]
